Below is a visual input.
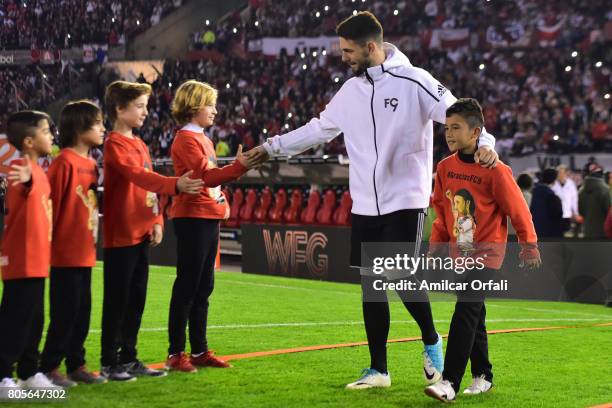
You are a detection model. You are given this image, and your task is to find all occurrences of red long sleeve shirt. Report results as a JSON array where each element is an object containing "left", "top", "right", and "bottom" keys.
[
  {"left": 103, "top": 131, "right": 178, "bottom": 248},
  {"left": 48, "top": 149, "right": 98, "bottom": 267},
  {"left": 431, "top": 152, "right": 539, "bottom": 269},
  {"left": 1, "top": 160, "right": 51, "bottom": 280},
  {"left": 169, "top": 125, "right": 247, "bottom": 220}
]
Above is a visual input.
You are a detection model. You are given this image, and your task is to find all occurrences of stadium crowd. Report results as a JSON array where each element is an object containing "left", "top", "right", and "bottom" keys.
[
  {"left": 0, "top": 0, "right": 184, "bottom": 50},
  {"left": 194, "top": 0, "right": 610, "bottom": 45},
  {"left": 189, "top": 0, "right": 612, "bottom": 160},
  {"left": 0, "top": 64, "right": 90, "bottom": 135},
  {"left": 2, "top": 0, "right": 609, "bottom": 160},
  {"left": 138, "top": 42, "right": 611, "bottom": 161}
]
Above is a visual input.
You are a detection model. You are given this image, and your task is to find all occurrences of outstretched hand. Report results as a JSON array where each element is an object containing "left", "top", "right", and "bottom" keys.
[
  {"left": 7, "top": 155, "right": 32, "bottom": 186},
  {"left": 177, "top": 170, "right": 205, "bottom": 194},
  {"left": 237, "top": 144, "right": 270, "bottom": 169}
]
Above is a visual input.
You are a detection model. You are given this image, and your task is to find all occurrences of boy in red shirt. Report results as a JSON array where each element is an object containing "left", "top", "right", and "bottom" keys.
[
  {"left": 425, "top": 99, "right": 541, "bottom": 402},
  {"left": 101, "top": 81, "right": 204, "bottom": 381},
  {"left": 0, "top": 111, "right": 60, "bottom": 394},
  {"left": 165, "top": 80, "right": 260, "bottom": 372},
  {"left": 39, "top": 100, "right": 107, "bottom": 387}
]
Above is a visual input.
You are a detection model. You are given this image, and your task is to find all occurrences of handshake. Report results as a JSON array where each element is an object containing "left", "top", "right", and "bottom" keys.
[
  {"left": 175, "top": 144, "right": 272, "bottom": 195},
  {"left": 235, "top": 144, "right": 270, "bottom": 170}
]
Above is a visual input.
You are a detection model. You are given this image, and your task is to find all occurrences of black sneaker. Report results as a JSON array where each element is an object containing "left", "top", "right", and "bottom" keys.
[
  {"left": 123, "top": 360, "right": 167, "bottom": 377},
  {"left": 100, "top": 365, "right": 137, "bottom": 382}
]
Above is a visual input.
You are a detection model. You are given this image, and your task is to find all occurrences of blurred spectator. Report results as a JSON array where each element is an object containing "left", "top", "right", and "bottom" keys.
[
  {"left": 516, "top": 172, "right": 534, "bottom": 206},
  {"left": 215, "top": 138, "right": 231, "bottom": 157},
  {"left": 552, "top": 164, "right": 579, "bottom": 233},
  {"left": 578, "top": 163, "right": 611, "bottom": 239},
  {"left": 530, "top": 168, "right": 564, "bottom": 238}
]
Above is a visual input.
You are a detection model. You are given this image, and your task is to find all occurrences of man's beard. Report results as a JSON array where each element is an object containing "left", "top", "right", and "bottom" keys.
[{"left": 351, "top": 56, "right": 373, "bottom": 77}]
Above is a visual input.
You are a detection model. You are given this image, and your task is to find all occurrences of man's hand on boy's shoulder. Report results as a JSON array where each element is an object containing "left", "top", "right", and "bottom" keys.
[{"left": 474, "top": 146, "right": 499, "bottom": 169}]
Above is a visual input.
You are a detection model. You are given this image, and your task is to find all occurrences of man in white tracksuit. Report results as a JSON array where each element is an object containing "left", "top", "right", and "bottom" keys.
[{"left": 250, "top": 11, "right": 498, "bottom": 389}]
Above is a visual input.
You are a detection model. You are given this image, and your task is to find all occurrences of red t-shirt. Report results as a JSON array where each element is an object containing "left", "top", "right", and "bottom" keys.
[
  {"left": 48, "top": 149, "right": 98, "bottom": 267},
  {"left": 169, "top": 127, "right": 246, "bottom": 220},
  {"left": 431, "top": 152, "right": 539, "bottom": 269},
  {"left": 1, "top": 160, "right": 51, "bottom": 280},
  {"left": 103, "top": 131, "right": 178, "bottom": 248}
]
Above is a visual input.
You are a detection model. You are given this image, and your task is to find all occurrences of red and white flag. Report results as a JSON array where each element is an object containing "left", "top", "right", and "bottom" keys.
[{"left": 536, "top": 15, "right": 566, "bottom": 47}]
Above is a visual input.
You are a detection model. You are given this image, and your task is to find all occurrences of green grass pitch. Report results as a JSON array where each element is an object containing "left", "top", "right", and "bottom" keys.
[{"left": 1, "top": 263, "right": 610, "bottom": 407}]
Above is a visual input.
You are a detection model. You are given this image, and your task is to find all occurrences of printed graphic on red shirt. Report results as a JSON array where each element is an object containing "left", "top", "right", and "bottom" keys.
[
  {"left": 43, "top": 194, "right": 52, "bottom": 242},
  {"left": 76, "top": 184, "right": 99, "bottom": 243},
  {"left": 206, "top": 156, "right": 227, "bottom": 205},
  {"left": 445, "top": 188, "right": 477, "bottom": 255}
]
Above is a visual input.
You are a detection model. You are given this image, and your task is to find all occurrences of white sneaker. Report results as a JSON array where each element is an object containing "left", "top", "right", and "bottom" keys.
[
  {"left": 345, "top": 368, "right": 391, "bottom": 389},
  {"left": 463, "top": 374, "right": 493, "bottom": 395},
  {"left": 0, "top": 377, "right": 19, "bottom": 400},
  {"left": 424, "top": 379, "right": 456, "bottom": 402},
  {"left": 18, "top": 373, "right": 62, "bottom": 390}
]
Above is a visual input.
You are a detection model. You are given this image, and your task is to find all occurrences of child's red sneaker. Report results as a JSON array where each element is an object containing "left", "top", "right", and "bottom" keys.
[
  {"left": 166, "top": 352, "right": 197, "bottom": 373},
  {"left": 190, "top": 351, "right": 231, "bottom": 368}
]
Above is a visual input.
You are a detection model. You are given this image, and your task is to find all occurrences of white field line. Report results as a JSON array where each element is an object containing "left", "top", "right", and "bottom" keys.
[
  {"left": 215, "top": 279, "right": 357, "bottom": 296},
  {"left": 94, "top": 267, "right": 612, "bottom": 318},
  {"left": 87, "top": 317, "right": 610, "bottom": 333},
  {"left": 94, "top": 266, "right": 357, "bottom": 296},
  {"left": 164, "top": 273, "right": 358, "bottom": 297},
  {"left": 487, "top": 303, "right": 612, "bottom": 318}
]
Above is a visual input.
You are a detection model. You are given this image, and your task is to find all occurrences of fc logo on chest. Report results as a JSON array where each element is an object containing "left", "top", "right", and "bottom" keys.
[{"left": 384, "top": 98, "right": 399, "bottom": 112}]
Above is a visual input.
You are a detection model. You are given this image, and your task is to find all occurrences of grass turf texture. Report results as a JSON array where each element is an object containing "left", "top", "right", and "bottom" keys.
[{"left": 1, "top": 262, "right": 610, "bottom": 407}]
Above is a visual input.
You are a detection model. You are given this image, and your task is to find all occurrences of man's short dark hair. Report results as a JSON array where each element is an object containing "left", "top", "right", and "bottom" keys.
[
  {"left": 446, "top": 98, "right": 484, "bottom": 129},
  {"left": 540, "top": 168, "right": 558, "bottom": 185},
  {"left": 59, "top": 100, "right": 102, "bottom": 148},
  {"left": 6, "top": 110, "right": 51, "bottom": 150},
  {"left": 336, "top": 11, "right": 383, "bottom": 45},
  {"left": 516, "top": 173, "right": 533, "bottom": 191}
]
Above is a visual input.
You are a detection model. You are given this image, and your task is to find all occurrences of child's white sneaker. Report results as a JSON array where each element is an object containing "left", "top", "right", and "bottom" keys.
[
  {"left": 463, "top": 374, "right": 493, "bottom": 395},
  {"left": 18, "top": 372, "right": 62, "bottom": 390}
]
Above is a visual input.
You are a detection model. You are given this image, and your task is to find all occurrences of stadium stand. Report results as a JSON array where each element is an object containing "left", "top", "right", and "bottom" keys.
[{"left": 0, "top": 0, "right": 186, "bottom": 49}]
